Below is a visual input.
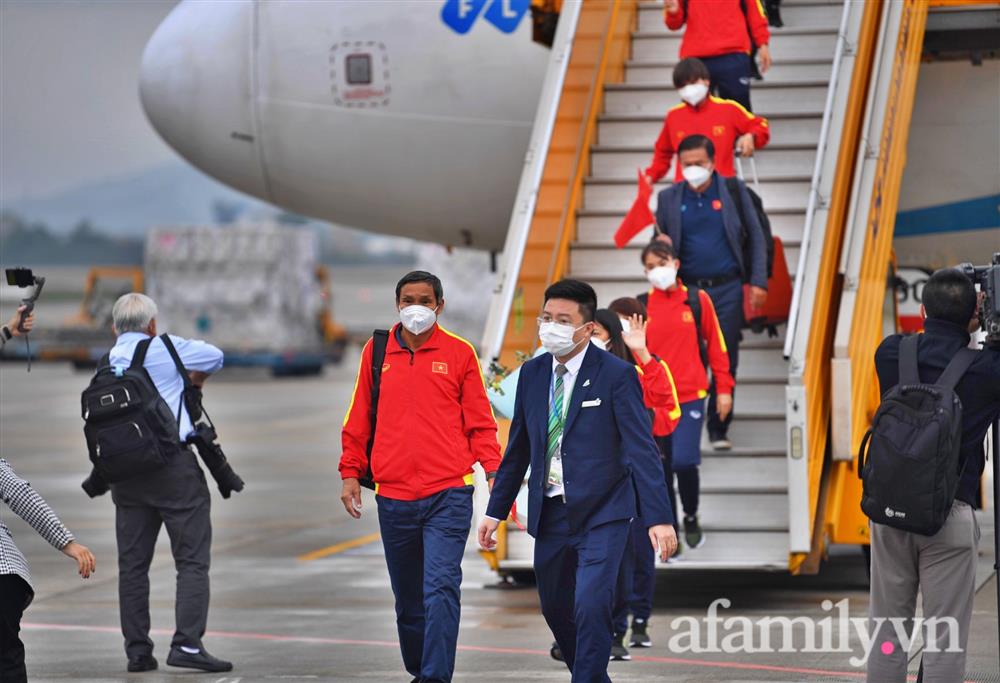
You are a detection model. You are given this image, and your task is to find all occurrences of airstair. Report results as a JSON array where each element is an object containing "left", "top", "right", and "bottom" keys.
[{"left": 479, "top": 0, "right": 937, "bottom": 576}]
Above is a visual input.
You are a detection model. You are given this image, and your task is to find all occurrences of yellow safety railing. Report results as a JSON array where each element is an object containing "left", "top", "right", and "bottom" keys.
[
  {"left": 788, "top": 0, "right": 885, "bottom": 574},
  {"left": 497, "top": 0, "right": 638, "bottom": 368},
  {"left": 825, "top": 0, "right": 930, "bottom": 547}
]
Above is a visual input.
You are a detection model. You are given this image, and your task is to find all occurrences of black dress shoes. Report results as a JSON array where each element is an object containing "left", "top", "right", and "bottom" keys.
[
  {"left": 126, "top": 655, "right": 158, "bottom": 672},
  {"left": 166, "top": 647, "right": 233, "bottom": 672}
]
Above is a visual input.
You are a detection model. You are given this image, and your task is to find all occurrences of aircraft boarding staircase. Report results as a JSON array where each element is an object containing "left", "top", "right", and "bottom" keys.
[{"left": 479, "top": 0, "right": 937, "bottom": 576}]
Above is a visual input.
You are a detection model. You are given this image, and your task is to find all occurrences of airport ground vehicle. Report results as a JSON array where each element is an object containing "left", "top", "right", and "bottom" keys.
[{"left": 1, "top": 225, "right": 348, "bottom": 374}]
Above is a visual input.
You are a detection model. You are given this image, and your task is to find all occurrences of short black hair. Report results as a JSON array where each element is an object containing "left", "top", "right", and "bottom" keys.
[
  {"left": 677, "top": 134, "right": 715, "bottom": 161},
  {"left": 922, "top": 268, "right": 977, "bottom": 326},
  {"left": 673, "top": 58, "right": 711, "bottom": 88},
  {"left": 641, "top": 239, "right": 677, "bottom": 264},
  {"left": 544, "top": 279, "right": 597, "bottom": 322},
  {"left": 395, "top": 270, "right": 443, "bottom": 303}
]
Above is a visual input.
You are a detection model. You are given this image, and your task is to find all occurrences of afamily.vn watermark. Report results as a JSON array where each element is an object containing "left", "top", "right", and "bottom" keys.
[{"left": 664, "top": 598, "right": 962, "bottom": 667}]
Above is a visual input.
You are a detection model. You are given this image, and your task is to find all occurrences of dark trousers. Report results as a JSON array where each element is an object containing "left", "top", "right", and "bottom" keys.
[
  {"left": 112, "top": 450, "right": 212, "bottom": 659},
  {"left": 376, "top": 486, "right": 473, "bottom": 683},
  {"left": 535, "top": 497, "right": 628, "bottom": 683},
  {"left": 612, "top": 521, "right": 655, "bottom": 633},
  {"left": 0, "top": 574, "right": 32, "bottom": 683},
  {"left": 704, "top": 278, "right": 744, "bottom": 440},
  {"left": 699, "top": 52, "right": 754, "bottom": 112}
]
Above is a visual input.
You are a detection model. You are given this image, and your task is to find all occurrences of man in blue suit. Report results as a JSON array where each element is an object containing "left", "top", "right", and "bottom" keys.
[{"left": 478, "top": 280, "right": 677, "bottom": 682}]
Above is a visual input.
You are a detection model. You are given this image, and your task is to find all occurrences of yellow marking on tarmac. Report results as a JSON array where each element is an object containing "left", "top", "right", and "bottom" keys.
[{"left": 298, "top": 532, "right": 381, "bottom": 561}]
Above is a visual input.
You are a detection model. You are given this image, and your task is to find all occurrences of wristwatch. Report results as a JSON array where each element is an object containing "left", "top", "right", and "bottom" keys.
[{"left": 486, "top": 471, "right": 498, "bottom": 481}]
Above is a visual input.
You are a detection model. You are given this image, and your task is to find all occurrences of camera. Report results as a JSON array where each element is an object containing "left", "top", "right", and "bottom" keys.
[
  {"left": 186, "top": 422, "right": 245, "bottom": 499},
  {"left": 958, "top": 252, "right": 1000, "bottom": 348}
]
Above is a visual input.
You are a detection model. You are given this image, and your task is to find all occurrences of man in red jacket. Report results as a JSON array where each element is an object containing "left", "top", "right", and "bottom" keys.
[
  {"left": 644, "top": 58, "right": 770, "bottom": 185},
  {"left": 664, "top": 0, "right": 772, "bottom": 111},
  {"left": 339, "top": 271, "right": 501, "bottom": 683}
]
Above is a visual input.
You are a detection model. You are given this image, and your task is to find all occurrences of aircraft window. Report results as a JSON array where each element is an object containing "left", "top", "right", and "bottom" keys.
[{"left": 346, "top": 54, "right": 372, "bottom": 85}]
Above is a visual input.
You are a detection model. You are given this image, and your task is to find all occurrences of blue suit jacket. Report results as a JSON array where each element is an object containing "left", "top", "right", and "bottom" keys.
[
  {"left": 654, "top": 172, "right": 768, "bottom": 289},
  {"left": 486, "top": 343, "right": 674, "bottom": 537}
]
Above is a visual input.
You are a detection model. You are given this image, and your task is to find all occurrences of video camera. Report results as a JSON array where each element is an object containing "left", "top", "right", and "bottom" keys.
[
  {"left": 5, "top": 267, "right": 45, "bottom": 330},
  {"left": 958, "top": 252, "right": 1000, "bottom": 348}
]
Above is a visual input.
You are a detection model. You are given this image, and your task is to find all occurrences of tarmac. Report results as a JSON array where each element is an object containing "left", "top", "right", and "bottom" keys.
[{"left": 1, "top": 351, "right": 997, "bottom": 682}]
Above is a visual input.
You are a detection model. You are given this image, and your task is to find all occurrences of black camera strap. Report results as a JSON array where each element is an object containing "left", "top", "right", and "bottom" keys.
[{"left": 159, "top": 334, "right": 210, "bottom": 429}]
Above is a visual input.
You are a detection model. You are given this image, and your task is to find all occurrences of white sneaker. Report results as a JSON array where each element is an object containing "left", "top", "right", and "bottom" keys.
[{"left": 711, "top": 438, "right": 732, "bottom": 451}]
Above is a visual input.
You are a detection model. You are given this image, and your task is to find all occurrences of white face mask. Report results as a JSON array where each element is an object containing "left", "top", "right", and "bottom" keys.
[
  {"left": 590, "top": 337, "right": 608, "bottom": 351},
  {"left": 679, "top": 82, "right": 709, "bottom": 106},
  {"left": 682, "top": 164, "right": 712, "bottom": 189},
  {"left": 539, "top": 321, "right": 586, "bottom": 357},
  {"left": 647, "top": 265, "right": 677, "bottom": 291},
  {"left": 399, "top": 304, "right": 438, "bottom": 335}
]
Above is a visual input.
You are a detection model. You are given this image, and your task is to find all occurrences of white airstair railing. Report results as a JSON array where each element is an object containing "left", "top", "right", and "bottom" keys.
[
  {"left": 479, "top": 1, "right": 582, "bottom": 366},
  {"left": 783, "top": 0, "right": 867, "bottom": 554}
]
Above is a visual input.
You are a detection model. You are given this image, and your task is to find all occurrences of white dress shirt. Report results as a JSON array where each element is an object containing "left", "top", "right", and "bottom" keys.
[
  {"left": 545, "top": 347, "right": 586, "bottom": 498},
  {"left": 109, "top": 332, "right": 224, "bottom": 440}
]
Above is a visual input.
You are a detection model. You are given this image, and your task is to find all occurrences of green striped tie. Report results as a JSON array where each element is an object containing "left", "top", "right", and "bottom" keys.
[{"left": 546, "top": 364, "right": 568, "bottom": 481}]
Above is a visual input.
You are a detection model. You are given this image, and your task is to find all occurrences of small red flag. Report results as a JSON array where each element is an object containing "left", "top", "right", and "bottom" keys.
[{"left": 613, "top": 170, "right": 655, "bottom": 248}]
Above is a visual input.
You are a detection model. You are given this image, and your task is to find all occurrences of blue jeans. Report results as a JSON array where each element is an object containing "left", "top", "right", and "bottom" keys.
[
  {"left": 376, "top": 486, "right": 473, "bottom": 683},
  {"left": 699, "top": 52, "right": 754, "bottom": 112}
]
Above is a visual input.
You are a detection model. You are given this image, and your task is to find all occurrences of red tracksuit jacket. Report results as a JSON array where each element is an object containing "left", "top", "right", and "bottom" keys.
[
  {"left": 645, "top": 96, "right": 770, "bottom": 182},
  {"left": 340, "top": 324, "right": 501, "bottom": 501},
  {"left": 666, "top": 0, "right": 770, "bottom": 59},
  {"left": 635, "top": 355, "right": 683, "bottom": 436},
  {"left": 644, "top": 283, "right": 734, "bottom": 404}
]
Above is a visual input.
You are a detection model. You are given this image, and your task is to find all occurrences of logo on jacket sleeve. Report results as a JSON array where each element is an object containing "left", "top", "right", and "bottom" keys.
[{"left": 432, "top": 362, "right": 449, "bottom": 375}]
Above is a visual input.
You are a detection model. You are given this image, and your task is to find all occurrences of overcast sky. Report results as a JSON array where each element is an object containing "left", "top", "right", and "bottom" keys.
[{"left": 1, "top": 0, "right": 179, "bottom": 202}]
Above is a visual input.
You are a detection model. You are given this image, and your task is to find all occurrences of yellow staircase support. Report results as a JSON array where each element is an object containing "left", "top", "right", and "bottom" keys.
[
  {"left": 497, "top": 0, "right": 638, "bottom": 368},
  {"left": 826, "top": 0, "right": 930, "bottom": 547}
]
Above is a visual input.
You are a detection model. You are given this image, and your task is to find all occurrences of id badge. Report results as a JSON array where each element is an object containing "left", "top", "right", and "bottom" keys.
[{"left": 547, "top": 455, "right": 564, "bottom": 488}]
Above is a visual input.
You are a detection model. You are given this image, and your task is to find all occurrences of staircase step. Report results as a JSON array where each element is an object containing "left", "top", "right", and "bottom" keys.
[
  {"left": 569, "top": 243, "right": 801, "bottom": 286},
  {"left": 591, "top": 146, "right": 817, "bottom": 179},
  {"left": 577, "top": 210, "right": 805, "bottom": 245},
  {"left": 701, "top": 455, "right": 788, "bottom": 490},
  {"left": 637, "top": 2, "right": 844, "bottom": 32},
  {"left": 696, "top": 492, "right": 789, "bottom": 531},
  {"left": 626, "top": 59, "right": 833, "bottom": 85},
  {"left": 668, "top": 531, "right": 789, "bottom": 568},
  {"left": 705, "top": 414, "right": 787, "bottom": 450},
  {"left": 583, "top": 178, "right": 810, "bottom": 212},
  {"left": 604, "top": 82, "right": 828, "bottom": 115},
  {"left": 501, "top": 529, "right": 790, "bottom": 571},
  {"left": 632, "top": 27, "right": 839, "bottom": 61},
  {"left": 598, "top": 112, "right": 822, "bottom": 147}
]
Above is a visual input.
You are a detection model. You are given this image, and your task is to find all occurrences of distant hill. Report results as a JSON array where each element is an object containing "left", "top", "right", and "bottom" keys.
[{"left": 1, "top": 162, "right": 271, "bottom": 235}]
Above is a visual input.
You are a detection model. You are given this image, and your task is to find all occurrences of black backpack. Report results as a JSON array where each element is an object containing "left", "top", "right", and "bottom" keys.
[
  {"left": 81, "top": 337, "right": 183, "bottom": 483},
  {"left": 857, "top": 335, "right": 977, "bottom": 535},
  {"left": 637, "top": 288, "right": 708, "bottom": 367},
  {"left": 359, "top": 329, "right": 390, "bottom": 491},
  {"left": 725, "top": 177, "right": 775, "bottom": 280}
]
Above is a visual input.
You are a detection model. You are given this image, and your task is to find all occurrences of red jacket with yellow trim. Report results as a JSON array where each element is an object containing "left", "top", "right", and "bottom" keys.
[
  {"left": 666, "top": 0, "right": 770, "bottom": 60},
  {"left": 645, "top": 283, "right": 734, "bottom": 404},
  {"left": 645, "top": 96, "right": 770, "bottom": 183},
  {"left": 339, "top": 324, "right": 501, "bottom": 501},
  {"left": 635, "top": 356, "right": 682, "bottom": 436}
]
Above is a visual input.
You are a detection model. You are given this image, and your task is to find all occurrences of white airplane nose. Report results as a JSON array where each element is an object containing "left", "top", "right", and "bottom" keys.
[{"left": 139, "top": 0, "right": 269, "bottom": 200}]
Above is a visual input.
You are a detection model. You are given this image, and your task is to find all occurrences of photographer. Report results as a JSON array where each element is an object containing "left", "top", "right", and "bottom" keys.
[
  {"left": 865, "top": 268, "right": 1000, "bottom": 683},
  {"left": 84, "top": 293, "right": 232, "bottom": 674}
]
